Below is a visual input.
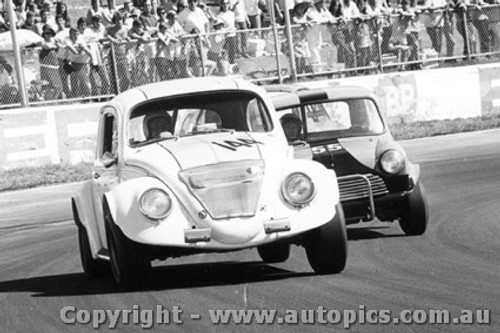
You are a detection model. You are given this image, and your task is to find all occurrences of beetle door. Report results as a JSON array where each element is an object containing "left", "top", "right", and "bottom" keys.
[{"left": 91, "top": 110, "right": 120, "bottom": 247}]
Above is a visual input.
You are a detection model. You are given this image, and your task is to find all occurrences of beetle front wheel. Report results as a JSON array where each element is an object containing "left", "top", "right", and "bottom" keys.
[
  {"left": 305, "top": 203, "right": 348, "bottom": 274},
  {"left": 104, "top": 200, "right": 151, "bottom": 290}
]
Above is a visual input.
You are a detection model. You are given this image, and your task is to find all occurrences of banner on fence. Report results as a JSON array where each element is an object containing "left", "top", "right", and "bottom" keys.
[{"left": 2, "top": 63, "right": 500, "bottom": 170}]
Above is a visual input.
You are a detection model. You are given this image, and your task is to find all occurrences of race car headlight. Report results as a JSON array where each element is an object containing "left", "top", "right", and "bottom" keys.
[
  {"left": 139, "top": 188, "right": 172, "bottom": 220},
  {"left": 380, "top": 150, "right": 405, "bottom": 174},
  {"left": 282, "top": 172, "right": 316, "bottom": 207}
]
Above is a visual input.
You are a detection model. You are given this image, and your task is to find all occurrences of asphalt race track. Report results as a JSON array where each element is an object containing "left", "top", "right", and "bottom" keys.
[{"left": 0, "top": 130, "right": 499, "bottom": 332}]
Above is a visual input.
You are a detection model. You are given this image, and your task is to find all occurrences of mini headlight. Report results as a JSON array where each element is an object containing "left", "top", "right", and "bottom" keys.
[
  {"left": 380, "top": 150, "right": 405, "bottom": 174},
  {"left": 139, "top": 188, "right": 172, "bottom": 220},
  {"left": 282, "top": 172, "right": 316, "bottom": 207}
]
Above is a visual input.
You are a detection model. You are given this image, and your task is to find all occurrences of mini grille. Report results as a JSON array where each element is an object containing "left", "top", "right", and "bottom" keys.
[{"left": 338, "top": 174, "right": 388, "bottom": 202}]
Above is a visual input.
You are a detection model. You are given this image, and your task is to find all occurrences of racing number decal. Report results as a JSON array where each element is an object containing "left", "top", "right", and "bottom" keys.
[{"left": 212, "top": 138, "right": 263, "bottom": 151}]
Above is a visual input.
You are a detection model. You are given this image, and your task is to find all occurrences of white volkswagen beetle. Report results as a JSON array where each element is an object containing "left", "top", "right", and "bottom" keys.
[{"left": 72, "top": 77, "right": 347, "bottom": 289}]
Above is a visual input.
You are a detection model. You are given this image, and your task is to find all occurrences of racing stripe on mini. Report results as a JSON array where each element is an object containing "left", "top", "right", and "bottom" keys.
[{"left": 297, "top": 90, "right": 329, "bottom": 104}]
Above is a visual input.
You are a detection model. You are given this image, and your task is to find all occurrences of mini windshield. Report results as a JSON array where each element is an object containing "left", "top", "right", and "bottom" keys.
[
  {"left": 128, "top": 91, "right": 272, "bottom": 146},
  {"left": 279, "top": 98, "right": 384, "bottom": 141}
]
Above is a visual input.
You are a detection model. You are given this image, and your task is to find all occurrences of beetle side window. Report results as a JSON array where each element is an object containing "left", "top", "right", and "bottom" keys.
[{"left": 102, "top": 114, "right": 118, "bottom": 158}]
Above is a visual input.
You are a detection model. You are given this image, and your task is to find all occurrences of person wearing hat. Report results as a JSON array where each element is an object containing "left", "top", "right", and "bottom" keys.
[
  {"left": 40, "top": 25, "right": 65, "bottom": 100},
  {"left": 207, "top": 18, "right": 229, "bottom": 75}
]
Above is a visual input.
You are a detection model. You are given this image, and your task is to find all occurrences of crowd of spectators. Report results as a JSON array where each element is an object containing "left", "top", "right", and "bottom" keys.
[{"left": 1, "top": 0, "right": 500, "bottom": 101}]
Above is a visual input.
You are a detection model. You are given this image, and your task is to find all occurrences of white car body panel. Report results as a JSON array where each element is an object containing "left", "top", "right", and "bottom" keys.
[{"left": 72, "top": 77, "right": 341, "bottom": 258}]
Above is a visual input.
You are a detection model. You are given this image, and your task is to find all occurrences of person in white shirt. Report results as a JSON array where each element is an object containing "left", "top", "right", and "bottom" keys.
[
  {"left": 231, "top": 0, "right": 250, "bottom": 58},
  {"left": 87, "top": 15, "right": 111, "bottom": 95},
  {"left": 177, "top": 0, "right": 209, "bottom": 33},
  {"left": 218, "top": 0, "right": 238, "bottom": 63},
  {"left": 177, "top": 0, "right": 211, "bottom": 76},
  {"left": 306, "top": 0, "right": 335, "bottom": 64},
  {"left": 244, "top": 0, "right": 262, "bottom": 30}
]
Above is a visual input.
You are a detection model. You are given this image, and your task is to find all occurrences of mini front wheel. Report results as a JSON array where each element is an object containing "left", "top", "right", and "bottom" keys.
[{"left": 399, "top": 182, "right": 429, "bottom": 236}]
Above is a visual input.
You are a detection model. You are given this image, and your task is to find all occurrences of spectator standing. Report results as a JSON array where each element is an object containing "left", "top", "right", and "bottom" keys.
[
  {"left": 231, "top": 0, "right": 250, "bottom": 58},
  {"left": 400, "top": 0, "right": 421, "bottom": 67},
  {"left": 207, "top": 18, "right": 231, "bottom": 75},
  {"left": 40, "top": 26, "right": 64, "bottom": 100},
  {"left": 419, "top": 0, "right": 446, "bottom": 54},
  {"left": 86, "top": 14, "right": 111, "bottom": 95},
  {"left": 244, "top": 0, "right": 263, "bottom": 32},
  {"left": 293, "top": 25, "right": 312, "bottom": 74},
  {"left": 163, "top": 10, "right": 185, "bottom": 78},
  {"left": 307, "top": 0, "right": 335, "bottom": 65},
  {"left": 107, "top": 11, "right": 131, "bottom": 92},
  {"left": 55, "top": 2, "right": 71, "bottom": 27},
  {"left": 140, "top": 0, "right": 159, "bottom": 33},
  {"left": 64, "top": 27, "right": 92, "bottom": 97},
  {"left": 341, "top": 0, "right": 361, "bottom": 68},
  {"left": 452, "top": 0, "right": 477, "bottom": 55},
  {"left": 20, "top": 11, "right": 38, "bottom": 32},
  {"left": 54, "top": 14, "right": 71, "bottom": 96},
  {"left": 177, "top": 0, "right": 210, "bottom": 76},
  {"left": 355, "top": 0, "right": 373, "bottom": 70},
  {"left": 157, "top": 7, "right": 168, "bottom": 24},
  {"left": 156, "top": 20, "right": 185, "bottom": 80},
  {"left": 128, "top": 19, "right": 153, "bottom": 85},
  {"left": 87, "top": 0, "right": 113, "bottom": 27},
  {"left": 217, "top": 0, "right": 238, "bottom": 63},
  {"left": 35, "top": 9, "right": 57, "bottom": 35},
  {"left": 177, "top": 0, "right": 209, "bottom": 33}
]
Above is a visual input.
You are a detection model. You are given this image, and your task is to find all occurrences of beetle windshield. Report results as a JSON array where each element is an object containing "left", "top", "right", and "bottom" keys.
[
  {"left": 278, "top": 98, "right": 384, "bottom": 141},
  {"left": 128, "top": 91, "right": 272, "bottom": 146}
]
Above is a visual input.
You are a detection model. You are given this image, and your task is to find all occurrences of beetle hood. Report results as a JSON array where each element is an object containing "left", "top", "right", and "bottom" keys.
[{"left": 159, "top": 132, "right": 267, "bottom": 169}]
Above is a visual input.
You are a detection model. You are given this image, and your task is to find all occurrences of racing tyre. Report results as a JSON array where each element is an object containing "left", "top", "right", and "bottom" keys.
[
  {"left": 399, "top": 182, "right": 428, "bottom": 236},
  {"left": 73, "top": 202, "right": 109, "bottom": 276},
  {"left": 257, "top": 242, "right": 291, "bottom": 263},
  {"left": 104, "top": 200, "right": 151, "bottom": 290},
  {"left": 305, "top": 203, "right": 348, "bottom": 274}
]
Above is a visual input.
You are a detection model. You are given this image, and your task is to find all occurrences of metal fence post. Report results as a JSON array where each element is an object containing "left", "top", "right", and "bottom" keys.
[
  {"left": 375, "top": 17, "right": 384, "bottom": 74},
  {"left": 197, "top": 35, "right": 205, "bottom": 77},
  {"left": 7, "top": 0, "right": 28, "bottom": 106},
  {"left": 269, "top": 1, "right": 283, "bottom": 83},
  {"left": 281, "top": 0, "right": 297, "bottom": 82},
  {"left": 463, "top": 9, "right": 471, "bottom": 61},
  {"left": 109, "top": 42, "right": 120, "bottom": 94}
]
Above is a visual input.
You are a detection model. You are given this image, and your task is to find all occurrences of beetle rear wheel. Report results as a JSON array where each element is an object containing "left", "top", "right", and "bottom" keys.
[
  {"left": 305, "top": 203, "right": 348, "bottom": 274},
  {"left": 399, "top": 182, "right": 429, "bottom": 236},
  {"left": 257, "top": 242, "right": 291, "bottom": 263},
  {"left": 104, "top": 201, "right": 151, "bottom": 290}
]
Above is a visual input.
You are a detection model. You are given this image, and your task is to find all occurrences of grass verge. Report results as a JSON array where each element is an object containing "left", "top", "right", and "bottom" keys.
[
  {"left": 1, "top": 114, "right": 500, "bottom": 192},
  {"left": 0, "top": 163, "right": 92, "bottom": 192}
]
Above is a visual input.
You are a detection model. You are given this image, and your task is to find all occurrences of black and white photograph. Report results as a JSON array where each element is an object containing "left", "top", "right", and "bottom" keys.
[{"left": 0, "top": 0, "right": 498, "bottom": 331}]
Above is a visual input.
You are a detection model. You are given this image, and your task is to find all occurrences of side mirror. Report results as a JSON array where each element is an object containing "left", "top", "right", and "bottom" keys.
[{"left": 102, "top": 152, "right": 117, "bottom": 168}]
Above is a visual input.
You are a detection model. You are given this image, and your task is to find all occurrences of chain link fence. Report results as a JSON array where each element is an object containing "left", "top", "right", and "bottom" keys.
[{"left": 2, "top": 4, "right": 500, "bottom": 109}]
